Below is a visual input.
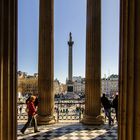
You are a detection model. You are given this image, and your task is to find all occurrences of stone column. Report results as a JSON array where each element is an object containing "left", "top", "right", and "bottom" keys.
[
  {"left": 119, "top": 0, "right": 140, "bottom": 139},
  {"left": 68, "top": 32, "right": 74, "bottom": 82},
  {"left": 37, "top": 0, "right": 55, "bottom": 124},
  {"left": 68, "top": 44, "right": 73, "bottom": 81},
  {"left": 0, "top": 0, "right": 17, "bottom": 139},
  {"left": 82, "top": 0, "right": 103, "bottom": 125}
]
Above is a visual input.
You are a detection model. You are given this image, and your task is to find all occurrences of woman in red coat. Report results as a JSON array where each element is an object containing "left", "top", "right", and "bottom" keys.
[{"left": 21, "top": 96, "right": 39, "bottom": 134}]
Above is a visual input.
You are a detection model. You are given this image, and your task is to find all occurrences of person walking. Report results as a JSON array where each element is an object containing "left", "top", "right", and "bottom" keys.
[
  {"left": 19, "top": 105, "right": 23, "bottom": 118},
  {"left": 112, "top": 93, "right": 118, "bottom": 122},
  {"left": 101, "top": 93, "right": 114, "bottom": 125},
  {"left": 20, "top": 96, "right": 39, "bottom": 134}
]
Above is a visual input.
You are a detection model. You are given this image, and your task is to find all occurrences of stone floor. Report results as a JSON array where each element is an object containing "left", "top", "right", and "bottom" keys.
[{"left": 17, "top": 121, "right": 118, "bottom": 140}]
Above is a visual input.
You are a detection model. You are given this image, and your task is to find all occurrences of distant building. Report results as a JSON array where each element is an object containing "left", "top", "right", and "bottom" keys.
[
  {"left": 59, "top": 83, "right": 67, "bottom": 93},
  {"left": 18, "top": 71, "right": 118, "bottom": 98},
  {"left": 72, "top": 76, "right": 85, "bottom": 94},
  {"left": 53, "top": 79, "right": 60, "bottom": 95},
  {"left": 101, "top": 74, "right": 118, "bottom": 97},
  {"left": 18, "top": 71, "right": 67, "bottom": 96},
  {"left": 18, "top": 71, "right": 38, "bottom": 96}
]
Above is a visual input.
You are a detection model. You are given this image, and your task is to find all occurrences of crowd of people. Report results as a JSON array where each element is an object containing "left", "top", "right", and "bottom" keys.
[{"left": 101, "top": 93, "right": 118, "bottom": 125}]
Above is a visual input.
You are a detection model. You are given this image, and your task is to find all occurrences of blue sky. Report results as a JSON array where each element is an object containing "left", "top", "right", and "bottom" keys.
[{"left": 18, "top": 0, "right": 120, "bottom": 83}]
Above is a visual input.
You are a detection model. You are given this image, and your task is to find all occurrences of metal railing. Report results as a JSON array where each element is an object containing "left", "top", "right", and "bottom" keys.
[
  {"left": 55, "top": 100, "right": 85, "bottom": 121},
  {"left": 17, "top": 100, "right": 85, "bottom": 121},
  {"left": 17, "top": 101, "right": 117, "bottom": 123}
]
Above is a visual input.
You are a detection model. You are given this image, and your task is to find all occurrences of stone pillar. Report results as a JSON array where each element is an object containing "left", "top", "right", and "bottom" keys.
[
  {"left": 82, "top": 0, "right": 103, "bottom": 125},
  {"left": 37, "top": 0, "right": 55, "bottom": 124},
  {"left": 68, "top": 32, "right": 74, "bottom": 82},
  {"left": 67, "top": 33, "right": 74, "bottom": 94},
  {"left": 68, "top": 45, "right": 73, "bottom": 81},
  {"left": 0, "top": 0, "right": 17, "bottom": 140},
  {"left": 119, "top": 0, "right": 140, "bottom": 139}
]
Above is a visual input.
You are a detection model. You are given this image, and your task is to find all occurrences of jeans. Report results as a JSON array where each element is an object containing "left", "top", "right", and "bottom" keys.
[
  {"left": 104, "top": 108, "right": 113, "bottom": 125},
  {"left": 21, "top": 115, "right": 38, "bottom": 133}
]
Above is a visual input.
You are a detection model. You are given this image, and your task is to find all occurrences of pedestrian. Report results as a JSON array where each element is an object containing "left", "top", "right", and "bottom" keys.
[
  {"left": 20, "top": 96, "right": 39, "bottom": 134},
  {"left": 101, "top": 93, "right": 114, "bottom": 125},
  {"left": 112, "top": 93, "right": 118, "bottom": 122},
  {"left": 19, "top": 105, "right": 23, "bottom": 118}
]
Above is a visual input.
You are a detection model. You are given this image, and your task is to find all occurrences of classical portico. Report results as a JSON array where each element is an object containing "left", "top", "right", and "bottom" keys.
[{"left": 1, "top": 0, "right": 140, "bottom": 140}]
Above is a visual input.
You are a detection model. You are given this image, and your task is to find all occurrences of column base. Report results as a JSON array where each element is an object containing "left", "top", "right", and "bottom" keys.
[
  {"left": 37, "top": 115, "right": 56, "bottom": 125},
  {"left": 81, "top": 114, "right": 104, "bottom": 125}
]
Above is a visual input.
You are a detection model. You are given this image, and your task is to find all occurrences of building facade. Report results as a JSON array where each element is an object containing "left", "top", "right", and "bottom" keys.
[
  {"left": 18, "top": 72, "right": 66, "bottom": 96},
  {"left": 73, "top": 76, "right": 85, "bottom": 94},
  {"left": 101, "top": 74, "right": 118, "bottom": 97},
  {"left": 18, "top": 71, "right": 38, "bottom": 96}
]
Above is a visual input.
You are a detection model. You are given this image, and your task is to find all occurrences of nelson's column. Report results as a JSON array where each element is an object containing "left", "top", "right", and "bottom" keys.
[{"left": 67, "top": 32, "right": 74, "bottom": 94}]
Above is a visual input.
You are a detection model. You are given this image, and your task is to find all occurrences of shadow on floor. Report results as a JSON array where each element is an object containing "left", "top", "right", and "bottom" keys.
[{"left": 17, "top": 122, "right": 118, "bottom": 140}]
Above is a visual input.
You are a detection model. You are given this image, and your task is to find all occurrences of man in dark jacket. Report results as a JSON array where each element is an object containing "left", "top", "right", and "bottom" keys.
[{"left": 101, "top": 93, "right": 114, "bottom": 125}]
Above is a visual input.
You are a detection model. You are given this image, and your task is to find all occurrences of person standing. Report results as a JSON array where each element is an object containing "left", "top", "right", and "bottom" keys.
[
  {"left": 20, "top": 96, "right": 39, "bottom": 134},
  {"left": 19, "top": 105, "right": 23, "bottom": 118},
  {"left": 101, "top": 93, "right": 114, "bottom": 125}
]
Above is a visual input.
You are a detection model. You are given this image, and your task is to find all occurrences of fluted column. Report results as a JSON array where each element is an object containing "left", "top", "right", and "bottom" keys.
[
  {"left": 82, "top": 0, "right": 103, "bottom": 125},
  {"left": 68, "top": 46, "right": 73, "bottom": 81},
  {"left": 37, "top": 0, "right": 55, "bottom": 124},
  {"left": 68, "top": 32, "right": 74, "bottom": 82},
  {"left": 119, "top": 0, "right": 140, "bottom": 139},
  {"left": 0, "top": 0, "right": 17, "bottom": 139}
]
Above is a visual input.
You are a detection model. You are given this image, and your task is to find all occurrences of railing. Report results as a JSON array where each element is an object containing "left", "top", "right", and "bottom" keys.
[
  {"left": 17, "top": 99, "right": 85, "bottom": 121},
  {"left": 55, "top": 100, "right": 85, "bottom": 121},
  {"left": 17, "top": 101, "right": 116, "bottom": 123}
]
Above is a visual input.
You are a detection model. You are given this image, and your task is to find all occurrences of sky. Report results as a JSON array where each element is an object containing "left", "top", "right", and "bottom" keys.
[{"left": 18, "top": 0, "right": 120, "bottom": 83}]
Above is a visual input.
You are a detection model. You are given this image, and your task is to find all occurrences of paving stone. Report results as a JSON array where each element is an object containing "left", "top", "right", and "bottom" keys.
[{"left": 17, "top": 122, "right": 118, "bottom": 140}]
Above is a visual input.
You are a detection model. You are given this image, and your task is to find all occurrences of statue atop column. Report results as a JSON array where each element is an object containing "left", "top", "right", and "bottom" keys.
[
  {"left": 70, "top": 32, "right": 72, "bottom": 41},
  {"left": 68, "top": 32, "right": 74, "bottom": 47},
  {"left": 67, "top": 32, "right": 74, "bottom": 96}
]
